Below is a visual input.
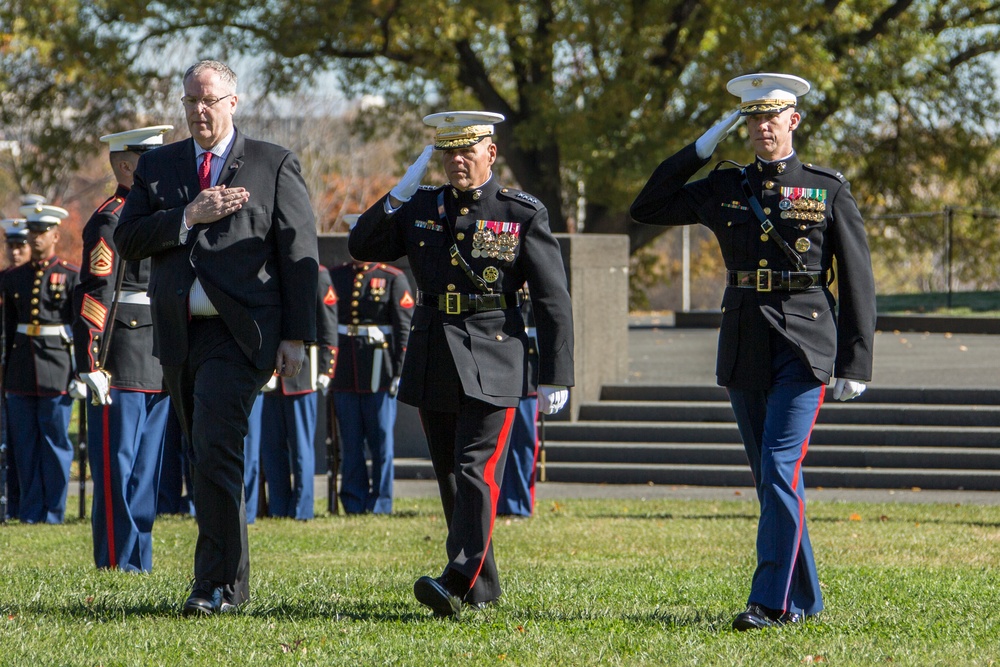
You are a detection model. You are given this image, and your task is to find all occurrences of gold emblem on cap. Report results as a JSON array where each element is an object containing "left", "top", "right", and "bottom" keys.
[
  {"left": 752, "top": 78, "right": 763, "bottom": 87},
  {"left": 795, "top": 237, "right": 811, "bottom": 253},
  {"left": 483, "top": 266, "right": 499, "bottom": 283}
]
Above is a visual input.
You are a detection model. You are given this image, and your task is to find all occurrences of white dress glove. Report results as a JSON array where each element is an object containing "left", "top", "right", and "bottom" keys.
[
  {"left": 832, "top": 378, "right": 866, "bottom": 401},
  {"left": 262, "top": 374, "right": 279, "bottom": 392},
  {"left": 389, "top": 376, "right": 401, "bottom": 398},
  {"left": 68, "top": 378, "right": 89, "bottom": 401},
  {"left": 695, "top": 109, "right": 743, "bottom": 159},
  {"left": 79, "top": 370, "right": 112, "bottom": 406},
  {"left": 315, "top": 373, "right": 331, "bottom": 394},
  {"left": 389, "top": 145, "right": 435, "bottom": 203},
  {"left": 538, "top": 385, "right": 569, "bottom": 415}
]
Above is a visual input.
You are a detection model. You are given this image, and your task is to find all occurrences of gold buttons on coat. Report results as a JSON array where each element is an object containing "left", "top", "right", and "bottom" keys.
[
  {"left": 812, "top": 311, "right": 818, "bottom": 319},
  {"left": 760, "top": 234, "right": 769, "bottom": 242},
  {"left": 456, "top": 232, "right": 465, "bottom": 241},
  {"left": 763, "top": 207, "right": 771, "bottom": 215},
  {"left": 460, "top": 207, "right": 469, "bottom": 215},
  {"left": 495, "top": 334, "right": 503, "bottom": 341},
  {"left": 451, "top": 259, "right": 459, "bottom": 266},
  {"left": 447, "top": 284, "right": 456, "bottom": 291},
  {"left": 419, "top": 241, "right": 425, "bottom": 247},
  {"left": 764, "top": 180, "right": 775, "bottom": 190},
  {"left": 758, "top": 259, "right": 768, "bottom": 267}
]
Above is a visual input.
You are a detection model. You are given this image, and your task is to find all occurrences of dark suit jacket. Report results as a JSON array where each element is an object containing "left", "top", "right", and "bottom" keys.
[
  {"left": 114, "top": 129, "right": 319, "bottom": 370},
  {"left": 631, "top": 143, "right": 876, "bottom": 389}
]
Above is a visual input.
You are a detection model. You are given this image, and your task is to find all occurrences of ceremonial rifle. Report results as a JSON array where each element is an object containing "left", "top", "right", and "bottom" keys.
[{"left": 325, "top": 391, "right": 340, "bottom": 515}]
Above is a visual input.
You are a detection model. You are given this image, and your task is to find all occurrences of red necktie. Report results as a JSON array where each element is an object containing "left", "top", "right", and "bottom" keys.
[{"left": 198, "top": 151, "right": 213, "bottom": 191}]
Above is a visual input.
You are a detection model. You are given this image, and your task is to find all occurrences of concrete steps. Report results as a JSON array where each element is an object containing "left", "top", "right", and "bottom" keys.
[
  {"left": 542, "top": 384, "right": 1000, "bottom": 490},
  {"left": 396, "top": 384, "right": 1000, "bottom": 490}
]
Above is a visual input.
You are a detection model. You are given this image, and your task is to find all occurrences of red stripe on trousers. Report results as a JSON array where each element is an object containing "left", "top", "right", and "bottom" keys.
[
  {"left": 101, "top": 405, "right": 117, "bottom": 569},
  {"left": 468, "top": 407, "right": 515, "bottom": 591},
  {"left": 783, "top": 388, "right": 825, "bottom": 610}
]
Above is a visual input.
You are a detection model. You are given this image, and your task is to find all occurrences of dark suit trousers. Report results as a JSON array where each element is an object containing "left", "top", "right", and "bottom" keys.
[
  {"left": 419, "top": 402, "right": 515, "bottom": 604},
  {"left": 162, "top": 318, "right": 272, "bottom": 604}
]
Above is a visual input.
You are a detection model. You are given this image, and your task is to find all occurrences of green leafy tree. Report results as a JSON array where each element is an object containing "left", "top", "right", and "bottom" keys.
[
  {"left": 93, "top": 0, "right": 1000, "bottom": 248},
  {"left": 0, "top": 1, "right": 174, "bottom": 208}
]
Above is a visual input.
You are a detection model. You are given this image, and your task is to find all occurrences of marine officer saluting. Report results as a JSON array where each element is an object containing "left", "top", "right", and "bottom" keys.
[
  {"left": 631, "top": 73, "right": 876, "bottom": 630},
  {"left": 2, "top": 203, "right": 82, "bottom": 524},
  {"left": 350, "top": 111, "right": 575, "bottom": 617}
]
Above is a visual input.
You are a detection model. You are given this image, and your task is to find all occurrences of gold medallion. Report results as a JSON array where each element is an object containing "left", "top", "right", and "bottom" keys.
[
  {"left": 795, "top": 237, "right": 811, "bottom": 253},
  {"left": 483, "top": 266, "right": 499, "bottom": 283}
]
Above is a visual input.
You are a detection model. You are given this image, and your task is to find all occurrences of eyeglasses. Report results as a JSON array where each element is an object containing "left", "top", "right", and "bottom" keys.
[{"left": 180, "top": 94, "right": 233, "bottom": 109}]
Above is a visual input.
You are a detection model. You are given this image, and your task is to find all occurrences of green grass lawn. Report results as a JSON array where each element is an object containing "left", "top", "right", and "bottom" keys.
[{"left": 2, "top": 496, "right": 999, "bottom": 666}]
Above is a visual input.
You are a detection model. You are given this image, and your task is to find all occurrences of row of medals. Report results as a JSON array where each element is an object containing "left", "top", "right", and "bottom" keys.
[
  {"left": 471, "top": 229, "right": 518, "bottom": 262},
  {"left": 779, "top": 198, "right": 824, "bottom": 253}
]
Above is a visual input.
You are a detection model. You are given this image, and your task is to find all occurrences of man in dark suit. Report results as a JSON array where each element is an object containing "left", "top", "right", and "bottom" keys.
[
  {"left": 631, "top": 73, "right": 876, "bottom": 630},
  {"left": 350, "top": 111, "right": 575, "bottom": 618},
  {"left": 115, "top": 59, "right": 319, "bottom": 615}
]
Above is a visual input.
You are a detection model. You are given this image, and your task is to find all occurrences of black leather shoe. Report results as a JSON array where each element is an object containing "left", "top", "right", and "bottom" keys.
[
  {"left": 732, "top": 603, "right": 779, "bottom": 631},
  {"left": 182, "top": 581, "right": 223, "bottom": 616},
  {"left": 414, "top": 576, "right": 462, "bottom": 619}
]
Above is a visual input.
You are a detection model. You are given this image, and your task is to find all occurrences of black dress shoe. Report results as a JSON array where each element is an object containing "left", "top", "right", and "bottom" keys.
[
  {"left": 414, "top": 576, "right": 462, "bottom": 618},
  {"left": 732, "top": 603, "right": 779, "bottom": 631},
  {"left": 183, "top": 581, "right": 223, "bottom": 616}
]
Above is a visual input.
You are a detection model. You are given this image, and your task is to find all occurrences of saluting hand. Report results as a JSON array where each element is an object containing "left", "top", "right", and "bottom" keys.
[{"left": 184, "top": 185, "right": 250, "bottom": 225}]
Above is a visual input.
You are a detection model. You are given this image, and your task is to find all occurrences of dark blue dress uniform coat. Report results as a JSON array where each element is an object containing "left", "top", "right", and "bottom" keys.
[
  {"left": 630, "top": 143, "right": 876, "bottom": 389},
  {"left": 72, "top": 184, "right": 170, "bottom": 571},
  {"left": 1, "top": 254, "right": 79, "bottom": 523},
  {"left": 631, "top": 142, "right": 876, "bottom": 619},
  {"left": 350, "top": 177, "right": 575, "bottom": 407},
  {"left": 329, "top": 262, "right": 412, "bottom": 393},
  {"left": 350, "top": 175, "right": 574, "bottom": 605},
  {"left": 2, "top": 256, "right": 79, "bottom": 395}
]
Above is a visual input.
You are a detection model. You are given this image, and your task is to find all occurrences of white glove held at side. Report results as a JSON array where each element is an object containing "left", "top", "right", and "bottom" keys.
[
  {"left": 832, "top": 378, "right": 866, "bottom": 401},
  {"left": 389, "top": 145, "right": 435, "bottom": 203},
  {"left": 315, "top": 373, "right": 331, "bottom": 393},
  {"left": 695, "top": 109, "right": 743, "bottom": 159},
  {"left": 79, "top": 371, "right": 111, "bottom": 405},
  {"left": 538, "top": 385, "right": 569, "bottom": 415},
  {"left": 68, "top": 378, "right": 90, "bottom": 402}
]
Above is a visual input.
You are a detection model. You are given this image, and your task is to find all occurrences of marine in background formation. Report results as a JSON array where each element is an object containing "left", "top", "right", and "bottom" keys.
[{"left": 72, "top": 125, "right": 173, "bottom": 571}]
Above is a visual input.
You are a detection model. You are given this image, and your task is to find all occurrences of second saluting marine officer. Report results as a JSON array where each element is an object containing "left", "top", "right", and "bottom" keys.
[
  {"left": 350, "top": 111, "right": 574, "bottom": 618},
  {"left": 631, "top": 73, "right": 876, "bottom": 630}
]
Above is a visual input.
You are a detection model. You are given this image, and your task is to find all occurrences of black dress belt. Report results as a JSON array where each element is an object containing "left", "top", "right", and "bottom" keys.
[
  {"left": 416, "top": 290, "right": 522, "bottom": 314},
  {"left": 727, "top": 269, "right": 824, "bottom": 292}
]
